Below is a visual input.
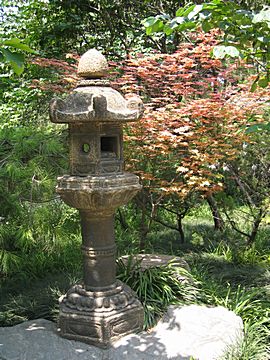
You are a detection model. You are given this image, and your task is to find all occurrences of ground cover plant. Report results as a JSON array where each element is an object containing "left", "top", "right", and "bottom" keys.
[{"left": 1, "top": 208, "right": 269, "bottom": 359}]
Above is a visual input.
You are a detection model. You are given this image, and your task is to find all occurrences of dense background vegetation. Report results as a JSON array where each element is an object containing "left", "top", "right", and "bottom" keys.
[{"left": 0, "top": 1, "right": 269, "bottom": 358}]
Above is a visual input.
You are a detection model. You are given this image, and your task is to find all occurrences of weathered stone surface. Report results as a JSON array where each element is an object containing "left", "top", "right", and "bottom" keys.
[
  {"left": 77, "top": 48, "right": 109, "bottom": 78},
  {"left": 50, "top": 91, "right": 143, "bottom": 124},
  {"left": 56, "top": 173, "right": 142, "bottom": 214},
  {"left": 50, "top": 50, "right": 143, "bottom": 125},
  {"left": 0, "top": 306, "right": 243, "bottom": 360},
  {"left": 0, "top": 319, "right": 105, "bottom": 360},
  {"left": 49, "top": 48, "right": 144, "bottom": 348},
  {"left": 148, "top": 305, "right": 244, "bottom": 360},
  {"left": 59, "top": 280, "right": 144, "bottom": 348}
]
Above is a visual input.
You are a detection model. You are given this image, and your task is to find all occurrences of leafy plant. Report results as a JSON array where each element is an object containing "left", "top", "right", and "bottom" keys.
[
  {"left": 218, "top": 130, "right": 270, "bottom": 246},
  {"left": 143, "top": 1, "right": 270, "bottom": 87},
  {"left": 113, "top": 30, "right": 269, "bottom": 246},
  {"left": 0, "top": 37, "right": 36, "bottom": 75},
  {"left": 117, "top": 257, "right": 198, "bottom": 329}
]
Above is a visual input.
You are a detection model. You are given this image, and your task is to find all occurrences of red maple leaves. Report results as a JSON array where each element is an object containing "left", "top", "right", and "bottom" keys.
[{"left": 112, "top": 31, "right": 269, "bottom": 199}]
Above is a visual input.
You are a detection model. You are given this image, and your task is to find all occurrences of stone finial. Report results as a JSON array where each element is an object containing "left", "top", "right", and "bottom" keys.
[{"left": 77, "top": 49, "right": 109, "bottom": 79}]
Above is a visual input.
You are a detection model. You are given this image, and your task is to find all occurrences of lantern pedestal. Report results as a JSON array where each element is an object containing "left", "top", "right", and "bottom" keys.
[
  {"left": 56, "top": 173, "right": 143, "bottom": 348},
  {"left": 59, "top": 281, "right": 143, "bottom": 348}
]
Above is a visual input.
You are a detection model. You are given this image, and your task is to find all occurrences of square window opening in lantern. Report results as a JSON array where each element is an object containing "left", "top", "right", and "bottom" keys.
[{"left": 101, "top": 136, "right": 119, "bottom": 159}]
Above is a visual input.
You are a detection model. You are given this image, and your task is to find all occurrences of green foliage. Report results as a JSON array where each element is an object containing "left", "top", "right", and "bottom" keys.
[
  {"left": 0, "top": 273, "right": 79, "bottom": 326},
  {"left": 0, "top": 37, "right": 36, "bottom": 75},
  {"left": 1, "top": 0, "right": 183, "bottom": 58},
  {"left": 0, "top": 52, "right": 75, "bottom": 277},
  {"left": 219, "top": 130, "right": 270, "bottom": 245},
  {"left": 143, "top": 1, "right": 270, "bottom": 86},
  {"left": 223, "top": 322, "right": 270, "bottom": 360},
  {"left": 117, "top": 257, "right": 198, "bottom": 329}
]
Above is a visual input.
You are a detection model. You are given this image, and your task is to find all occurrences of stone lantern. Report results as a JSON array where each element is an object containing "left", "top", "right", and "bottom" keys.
[{"left": 49, "top": 49, "right": 144, "bottom": 348}]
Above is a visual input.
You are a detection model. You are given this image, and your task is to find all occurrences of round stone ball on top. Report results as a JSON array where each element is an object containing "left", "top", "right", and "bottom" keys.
[{"left": 77, "top": 49, "right": 109, "bottom": 79}]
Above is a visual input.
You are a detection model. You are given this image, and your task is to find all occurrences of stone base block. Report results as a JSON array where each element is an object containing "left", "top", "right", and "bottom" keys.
[{"left": 59, "top": 281, "right": 144, "bottom": 348}]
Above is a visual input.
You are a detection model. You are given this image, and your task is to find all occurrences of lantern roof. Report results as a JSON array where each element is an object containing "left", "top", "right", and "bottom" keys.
[{"left": 50, "top": 49, "right": 143, "bottom": 124}]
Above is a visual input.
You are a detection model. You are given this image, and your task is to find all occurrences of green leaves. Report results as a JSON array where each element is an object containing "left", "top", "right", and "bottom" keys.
[
  {"left": 2, "top": 38, "right": 36, "bottom": 54},
  {"left": 163, "top": 17, "right": 196, "bottom": 35},
  {"left": 117, "top": 257, "right": 198, "bottom": 329},
  {"left": 143, "top": 1, "right": 235, "bottom": 40},
  {"left": 250, "top": 74, "right": 269, "bottom": 92},
  {"left": 258, "top": 76, "right": 269, "bottom": 88},
  {"left": 246, "top": 122, "right": 270, "bottom": 133},
  {"left": 0, "top": 38, "right": 36, "bottom": 75},
  {"left": 142, "top": 15, "right": 167, "bottom": 35},
  {"left": 142, "top": 2, "right": 270, "bottom": 88},
  {"left": 176, "top": 3, "right": 204, "bottom": 18},
  {"left": 186, "top": 4, "right": 204, "bottom": 20},
  {"left": 1, "top": 49, "right": 25, "bottom": 75}
]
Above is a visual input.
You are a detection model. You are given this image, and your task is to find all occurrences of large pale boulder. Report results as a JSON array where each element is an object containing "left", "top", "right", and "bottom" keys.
[{"left": 0, "top": 305, "right": 243, "bottom": 360}]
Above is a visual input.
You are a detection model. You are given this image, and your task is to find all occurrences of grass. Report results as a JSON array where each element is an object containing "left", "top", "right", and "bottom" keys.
[
  {"left": 0, "top": 203, "right": 269, "bottom": 359},
  {"left": 117, "top": 257, "right": 199, "bottom": 329},
  {"left": 221, "top": 321, "right": 270, "bottom": 360},
  {"left": 0, "top": 270, "right": 82, "bottom": 327}
]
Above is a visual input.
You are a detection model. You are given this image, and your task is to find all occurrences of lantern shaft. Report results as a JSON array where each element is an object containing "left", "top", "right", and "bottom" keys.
[{"left": 80, "top": 212, "right": 116, "bottom": 290}]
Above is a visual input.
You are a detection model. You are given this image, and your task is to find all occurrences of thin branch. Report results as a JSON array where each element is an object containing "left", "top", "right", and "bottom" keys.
[
  {"left": 159, "top": 203, "right": 188, "bottom": 217},
  {"left": 224, "top": 210, "right": 250, "bottom": 238},
  {"left": 227, "top": 164, "right": 255, "bottom": 208},
  {"left": 152, "top": 215, "right": 178, "bottom": 232},
  {"left": 20, "top": 196, "right": 60, "bottom": 204}
]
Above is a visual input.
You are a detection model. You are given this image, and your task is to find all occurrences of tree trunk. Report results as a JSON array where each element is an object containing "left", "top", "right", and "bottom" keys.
[
  {"left": 177, "top": 215, "right": 185, "bottom": 244},
  {"left": 134, "top": 191, "right": 150, "bottom": 251},
  {"left": 206, "top": 195, "right": 224, "bottom": 231},
  {"left": 139, "top": 204, "right": 149, "bottom": 251},
  {"left": 247, "top": 210, "right": 263, "bottom": 246}
]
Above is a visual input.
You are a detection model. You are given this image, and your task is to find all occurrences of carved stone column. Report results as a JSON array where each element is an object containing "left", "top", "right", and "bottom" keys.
[
  {"left": 49, "top": 49, "right": 144, "bottom": 348},
  {"left": 80, "top": 212, "right": 116, "bottom": 291}
]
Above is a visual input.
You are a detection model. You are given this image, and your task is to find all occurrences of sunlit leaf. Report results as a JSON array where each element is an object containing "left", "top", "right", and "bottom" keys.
[
  {"left": 2, "top": 38, "right": 36, "bottom": 54},
  {"left": 2, "top": 49, "right": 25, "bottom": 75},
  {"left": 225, "top": 46, "right": 240, "bottom": 58},
  {"left": 252, "top": 8, "right": 270, "bottom": 24},
  {"left": 212, "top": 46, "right": 227, "bottom": 59},
  {"left": 187, "top": 5, "right": 204, "bottom": 20},
  {"left": 142, "top": 16, "right": 157, "bottom": 28},
  {"left": 258, "top": 77, "right": 269, "bottom": 88},
  {"left": 176, "top": 4, "right": 196, "bottom": 17}
]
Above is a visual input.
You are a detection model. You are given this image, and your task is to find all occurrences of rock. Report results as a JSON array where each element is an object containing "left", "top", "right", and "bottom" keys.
[
  {"left": 0, "top": 305, "right": 243, "bottom": 360},
  {"left": 0, "top": 319, "right": 105, "bottom": 360},
  {"left": 119, "top": 253, "right": 191, "bottom": 284},
  {"left": 119, "top": 254, "right": 190, "bottom": 271},
  {"left": 152, "top": 305, "right": 244, "bottom": 359}
]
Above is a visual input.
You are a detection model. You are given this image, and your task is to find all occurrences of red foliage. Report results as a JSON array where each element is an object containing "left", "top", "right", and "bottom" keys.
[
  {"left": 29, "top": 34, "right": 270, "bottom": 202},
  {"left": 30, "top": 56, "right": 79, "bottom": 93},
  {"left": 111, "top": 31, "right": 270, "bottom": 200}
]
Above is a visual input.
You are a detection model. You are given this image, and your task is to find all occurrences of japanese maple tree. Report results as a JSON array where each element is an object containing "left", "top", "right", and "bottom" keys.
[{"left": 112, "top": 30, "right": 270, "bottom": 244}]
